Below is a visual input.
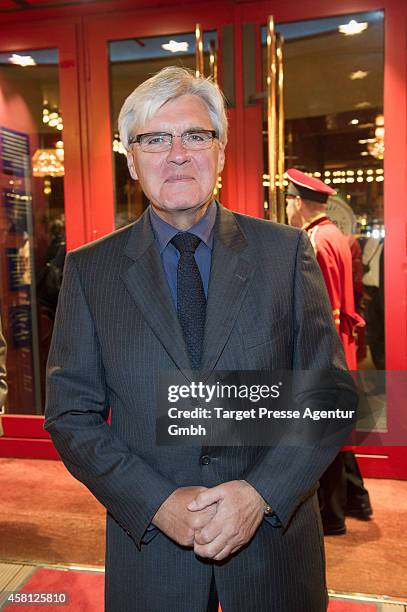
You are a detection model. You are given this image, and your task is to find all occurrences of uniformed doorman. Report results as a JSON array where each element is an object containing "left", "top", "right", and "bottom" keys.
[{"left": 286, "top": 168, "right": 372, "bottom": 535}]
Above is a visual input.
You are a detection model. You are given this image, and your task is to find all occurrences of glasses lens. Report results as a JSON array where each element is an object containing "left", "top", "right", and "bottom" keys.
[
  {"left": 140, "top": 133, "right": 172, "bottom": 152},
  {"left": 137, "top": 130, "right": 215, "bottom": 152},
  {"left": 181, "top": 131, "right": 214, "bottom": 150}
]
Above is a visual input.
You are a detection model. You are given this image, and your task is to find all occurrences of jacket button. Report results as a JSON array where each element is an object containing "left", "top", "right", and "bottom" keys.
[{"left": 200, "top": 455, "right": 211, "bottom": 465}]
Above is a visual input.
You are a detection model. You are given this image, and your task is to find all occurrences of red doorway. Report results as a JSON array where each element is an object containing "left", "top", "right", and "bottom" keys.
[{"left": 0, "top": 0, "right": 406, "bottom": 478}]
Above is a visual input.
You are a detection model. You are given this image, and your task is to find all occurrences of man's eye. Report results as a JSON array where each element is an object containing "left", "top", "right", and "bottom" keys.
[
  {"left": 144, "top": 135, "right": 167, "bottom": 145},
  {"left": 185, "top": 132, "right": 206, "bottom": 142}
]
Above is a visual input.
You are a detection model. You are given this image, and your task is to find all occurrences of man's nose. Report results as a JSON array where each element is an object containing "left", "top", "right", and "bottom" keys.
[{"left": 165, "top": 136, "right": 190, "bottom": 164}]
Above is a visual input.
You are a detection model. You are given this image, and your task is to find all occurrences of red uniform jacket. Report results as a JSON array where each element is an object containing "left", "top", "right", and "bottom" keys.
[{"left": 305, "top": 216, "right": 364, "bottom": 369}]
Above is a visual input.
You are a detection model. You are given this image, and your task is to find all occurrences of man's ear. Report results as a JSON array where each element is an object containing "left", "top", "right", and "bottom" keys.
[
  {"left": 217, "top": 142, "right": 226, "bottom": 174},
  {"left": 295, "top": 197, "right": 303, "bottom": 211},
  {"left": 127, "top": 152, "right": 138, "bottom": 180}
]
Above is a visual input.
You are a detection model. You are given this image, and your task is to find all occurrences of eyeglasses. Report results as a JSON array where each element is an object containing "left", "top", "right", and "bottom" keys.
[{"left": 128, "top": 129, "right": 218, "bottom": 153}]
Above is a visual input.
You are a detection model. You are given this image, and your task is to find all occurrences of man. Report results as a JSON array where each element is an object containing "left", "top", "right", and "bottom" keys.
[
  {"left": 285, "top": 169, "right": 364, "bottom": 369},
  {"left": 0, "top": 316, "right": 7, "bottom": 437},
  {"left": 45, "top": 67, "right": 354, "bottom": 611},
  {"left": 285, "top": 168, "right": 371, "bottom": 534}
]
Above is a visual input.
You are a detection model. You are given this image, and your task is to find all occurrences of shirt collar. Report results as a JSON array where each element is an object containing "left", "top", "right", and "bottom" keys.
[
  {"left": 303, "top": 214, "right": 329, "bottom": 232},
  {"left": 149, "top": 201, "right": 217, "bottom": 253}
]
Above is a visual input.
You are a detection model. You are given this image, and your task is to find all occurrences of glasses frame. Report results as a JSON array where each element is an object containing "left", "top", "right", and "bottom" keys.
[{"left": 128, "top": 129, "right": 218, "bottom": 152}]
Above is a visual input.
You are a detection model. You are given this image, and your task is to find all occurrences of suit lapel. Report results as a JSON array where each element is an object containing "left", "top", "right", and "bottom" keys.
[
  {"left": 121, "top": 210, "right": 191, "bottom": 372},
  {"left": 201, "top": 204, "right": 255, "bottom": 374},
  {"left": 121, "top": 205, "right": 255, "bottom": 376}
]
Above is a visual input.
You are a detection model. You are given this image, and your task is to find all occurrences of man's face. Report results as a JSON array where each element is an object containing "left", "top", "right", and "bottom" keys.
[
  {"left": 285, "top": 195, "right": 302, "bottom": 227},
  {"left": 127, "top": 94, "right": 225, "bottom": 217}
]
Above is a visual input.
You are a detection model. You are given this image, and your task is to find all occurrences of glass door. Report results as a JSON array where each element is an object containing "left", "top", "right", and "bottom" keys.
[
  {"left": 0, "top": 21, "right": 84, "bottom": 415},
  {"left": 236, "top": 0, "right": 407, "bottom": 477},
  {"left": 262, "top": 11, "right": 385, "bottom": 375},
  {"left": 84, "top": 6, "right": 234, "bottom": 240}
]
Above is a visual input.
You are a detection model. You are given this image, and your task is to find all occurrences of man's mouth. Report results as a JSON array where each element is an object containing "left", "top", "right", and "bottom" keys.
[{"left": 165, "top": 176, "right": 195, "bottom": 183}]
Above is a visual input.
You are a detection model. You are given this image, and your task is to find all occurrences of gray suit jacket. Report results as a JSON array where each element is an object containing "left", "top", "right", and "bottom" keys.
[{"left": 45, "top": 204, "right": 354, "bottom": 612}]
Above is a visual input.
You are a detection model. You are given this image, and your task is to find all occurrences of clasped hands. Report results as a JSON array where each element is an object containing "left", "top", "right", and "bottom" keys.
[{"left": 152, "top": 480, "right": 265, "bottom": 561}]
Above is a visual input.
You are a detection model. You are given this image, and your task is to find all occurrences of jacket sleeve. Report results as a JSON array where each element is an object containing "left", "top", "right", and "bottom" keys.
[
  {"left": 44, "top": 252, "right": 177, "bottom": 548},
  {"left": 244, "top": 231, "right": 357, "bottom": 529}
]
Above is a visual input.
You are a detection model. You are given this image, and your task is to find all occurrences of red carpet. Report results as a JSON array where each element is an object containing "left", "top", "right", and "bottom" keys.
[
  {"left": 3, "top": 568, "right": 104, "bottom": 612},
  {"left": 2, "top": 567, "right": 380, "bottom": 611},
  {"left": 1, "top": 459, "right": 407, "bottom": 598},
  {"left": 328, "top": 602, "right": 376, "bottom": 611}
]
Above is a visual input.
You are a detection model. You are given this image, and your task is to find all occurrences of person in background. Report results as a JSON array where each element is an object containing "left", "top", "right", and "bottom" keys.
[
  {"left": 0, "top": 315, "right": 7, "bottom": 437},
  {"left": 362, "top": 236, "right": 385, "bottom": 370},
  {"left": 286, "top": 168, "right": 372, "bottom": 535}
]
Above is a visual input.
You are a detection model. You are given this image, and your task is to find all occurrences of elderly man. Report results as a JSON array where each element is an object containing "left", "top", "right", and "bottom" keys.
[{"left": 45, "top": 67, "right": 354, "bottom": 612}]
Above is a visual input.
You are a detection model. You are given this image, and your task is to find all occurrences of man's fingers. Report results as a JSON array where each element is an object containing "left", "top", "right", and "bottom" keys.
[
  {"left": 229, "top": 543, "right": 242, "bottom": 555},
  {"left": 189, "top": 507, "right": 217, "bottom": 531},
  {"left": 194, "top": 532, "right": 228, "bottom": 558},
  {"left": 213, "top": 545, "right": 234, "bottom": 561},
  {"left": 187, "top": 487, "right": 222, "bottom": 511},
  {"left": 194, "top": 518, "right": 223, "bottom": 545}
]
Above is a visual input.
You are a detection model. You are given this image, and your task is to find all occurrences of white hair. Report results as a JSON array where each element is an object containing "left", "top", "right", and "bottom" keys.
[{"left": 118, "top": 66, "right": 228, "bottom": 151}]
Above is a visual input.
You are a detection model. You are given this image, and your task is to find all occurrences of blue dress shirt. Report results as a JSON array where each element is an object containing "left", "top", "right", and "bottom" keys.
[{"left": 149, "top": 201, "right": 216, "bottom": 305}]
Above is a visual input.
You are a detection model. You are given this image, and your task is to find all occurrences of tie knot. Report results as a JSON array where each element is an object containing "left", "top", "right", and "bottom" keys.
[{"left": 171, "top": 232, "right": 201, "bottom": 254}]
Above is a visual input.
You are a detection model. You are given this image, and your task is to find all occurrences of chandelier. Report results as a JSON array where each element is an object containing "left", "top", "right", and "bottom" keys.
[
  {"left": 42, "top": 100, "right": 63, "bottom": 131},
  {"left": 32, "top": 141, "right": 64, "bottom": 177}
]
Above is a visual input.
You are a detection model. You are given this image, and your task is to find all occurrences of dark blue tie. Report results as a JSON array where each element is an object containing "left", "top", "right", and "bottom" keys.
[{"left": 171, "top": 232, "right": 206, "bottom": 369}]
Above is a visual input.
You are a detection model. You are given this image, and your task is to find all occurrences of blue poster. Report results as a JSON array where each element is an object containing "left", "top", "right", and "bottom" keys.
[{"left": 0, "top": 127, "right": 30, "bottom": 177}]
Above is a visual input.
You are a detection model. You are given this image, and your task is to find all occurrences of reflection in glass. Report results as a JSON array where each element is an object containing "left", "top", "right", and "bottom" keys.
[
  {"left": 0, "top": 48, "right": 65, "bottom": 414},
  {"left": 109, "top": 31, "right": 218, "bottom": 229},
  {"left": 262, "top": 11, "right": 385, "bottom": 377}
]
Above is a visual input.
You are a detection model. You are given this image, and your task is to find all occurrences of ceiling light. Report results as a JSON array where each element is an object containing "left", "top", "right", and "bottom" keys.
[
  {"left": 349, "top": 70, "right": 369, "bottom": 80},
  {"left": 338, "top": 20, "right": 368, "bottom": 35},
  {"left": 350, "top": 119, "right": 359, "bottom": 125},
  {"left": 8, "top": 53, "right": 36, "bottom": 67},
  {"left": 161, "top": 40, "right": 189, "bottom": 53}
]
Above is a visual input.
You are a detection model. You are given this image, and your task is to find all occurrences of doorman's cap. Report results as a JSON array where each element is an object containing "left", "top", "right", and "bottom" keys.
[{"left": 286, "top": 168, "right": 336, "bottom": 203}]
